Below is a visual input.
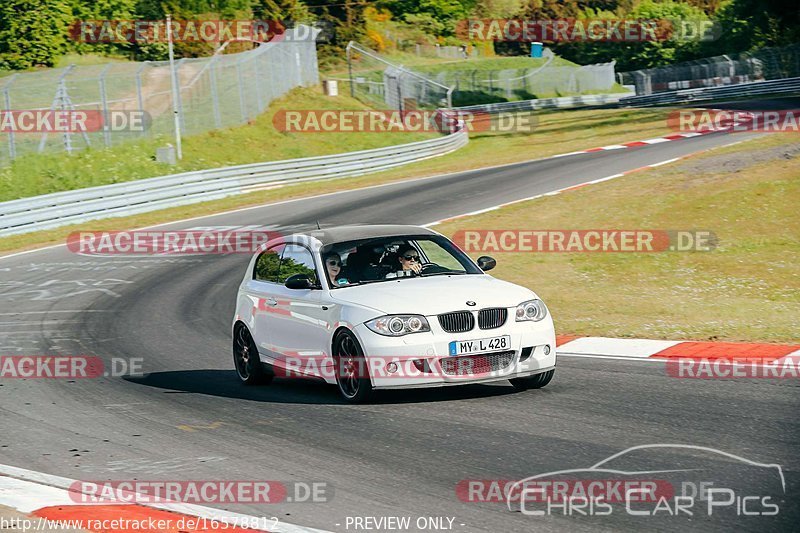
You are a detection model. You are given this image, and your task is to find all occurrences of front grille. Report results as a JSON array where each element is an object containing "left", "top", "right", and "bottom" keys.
[
  {"left": 438, "top": 311, "right": 475, "bottom": 333},
  {"left": 478, "top": 308, "right": 507, "bottom": 329},
  {"left": 440, "top": 350, "right": 515, "bottom": 376}
]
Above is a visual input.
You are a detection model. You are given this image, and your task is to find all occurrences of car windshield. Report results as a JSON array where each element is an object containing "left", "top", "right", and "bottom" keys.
[{"left": 320, "top": 234, "right": 482, "bottom": 288}]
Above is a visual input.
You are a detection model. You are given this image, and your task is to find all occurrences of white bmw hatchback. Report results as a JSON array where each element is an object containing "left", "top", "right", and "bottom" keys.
[{"left": 232, "top": 225, "right": 556, "bottom": 402}]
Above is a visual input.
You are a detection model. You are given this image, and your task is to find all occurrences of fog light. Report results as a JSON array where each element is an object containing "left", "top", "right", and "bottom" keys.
[
  {"left": 387, "top": 362, "right": 398, "bottom": 374},
  {"left": 543, "top": 344, "right": 551, "bottom": 355}
]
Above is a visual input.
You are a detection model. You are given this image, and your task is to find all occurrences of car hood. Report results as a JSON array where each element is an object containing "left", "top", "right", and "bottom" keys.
[{"left": 330, "top": 275, "right": 537, "bottom": 316}]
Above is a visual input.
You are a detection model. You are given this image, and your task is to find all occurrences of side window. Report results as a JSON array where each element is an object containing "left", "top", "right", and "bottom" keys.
[
  {"left": 254, "top": 244, "right": 284, "bottom": 282},
  {"left": 417, "top": 240, "right": 463, "bottom": 271},
  {"left": 279, "top": 245, "right": 318, "bottom": 285}
]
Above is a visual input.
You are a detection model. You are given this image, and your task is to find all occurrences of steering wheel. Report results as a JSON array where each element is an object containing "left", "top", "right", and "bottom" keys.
[{"left": 419, "top": 262, "right": 437, "bottom": 275}]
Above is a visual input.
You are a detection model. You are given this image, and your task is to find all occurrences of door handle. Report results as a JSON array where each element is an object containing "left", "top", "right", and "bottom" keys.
[{"left": 266, "top": 297, "right": 278, "bottom": 306}]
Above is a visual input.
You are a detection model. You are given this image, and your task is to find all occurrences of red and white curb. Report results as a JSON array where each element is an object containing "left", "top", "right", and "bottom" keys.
[
  {"left": 0, "top": 463, "right": 327, "bottom": 533},
  {"left": 555, "top": 335, "right": 800, "bottom": 363},
  {"left": 551, "top": 110, "right": 755, "bottom": 158}
]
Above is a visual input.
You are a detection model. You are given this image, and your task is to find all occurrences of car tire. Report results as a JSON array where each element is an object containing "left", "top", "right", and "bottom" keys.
[
  {"left": 233, "top": 324, "right": 273, "bottom": 386},
  {"left": 510, "top": 369, "right": 554, "bottom": 391},
  {"left": 333, "top": 330, "right": 374, "bottom": 403}
]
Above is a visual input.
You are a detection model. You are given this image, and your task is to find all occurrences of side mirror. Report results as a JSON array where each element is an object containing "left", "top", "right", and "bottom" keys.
[
  {"left": 477, "top": 256, "right": 496, "bottom": 272},
  {"left": 285, "top": 273, "right": 315, "bottom": 289}
]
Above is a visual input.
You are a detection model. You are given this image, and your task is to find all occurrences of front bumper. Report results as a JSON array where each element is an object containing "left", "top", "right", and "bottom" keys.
[{"left": 352, "top": 314, "right": 556, "bottom": 389}]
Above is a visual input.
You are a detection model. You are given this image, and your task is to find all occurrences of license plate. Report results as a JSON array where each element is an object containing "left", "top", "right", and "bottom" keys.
[{"left": 449, "top": 335, "right": 511, "bottom": 356}]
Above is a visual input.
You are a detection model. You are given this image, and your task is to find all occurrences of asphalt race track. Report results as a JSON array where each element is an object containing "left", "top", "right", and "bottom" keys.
[{"left": 0, "top": 129, "right": 797, "bottom": 532}]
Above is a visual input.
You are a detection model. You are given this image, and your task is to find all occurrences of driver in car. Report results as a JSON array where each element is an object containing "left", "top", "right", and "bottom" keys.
[{"left": 385, "top": 245, "right": 422, "bottom": 278}]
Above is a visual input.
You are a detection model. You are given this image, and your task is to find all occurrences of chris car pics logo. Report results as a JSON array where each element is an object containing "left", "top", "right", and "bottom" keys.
[{"left": 504, "top": 444, "right": 784, "bottom": 518}]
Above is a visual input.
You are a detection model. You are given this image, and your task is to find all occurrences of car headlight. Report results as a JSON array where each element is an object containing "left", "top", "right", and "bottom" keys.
[
  {"left": 515, "top": 299, "right": 548, "bottom": 322},
  {"left": 365, "top": 315, "right": 431, "bottom": 336}
]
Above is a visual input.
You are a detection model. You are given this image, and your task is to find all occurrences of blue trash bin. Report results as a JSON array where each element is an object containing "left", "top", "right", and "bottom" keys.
[{"left": 530, "top": 42, "right": 543, "bottom": 58}]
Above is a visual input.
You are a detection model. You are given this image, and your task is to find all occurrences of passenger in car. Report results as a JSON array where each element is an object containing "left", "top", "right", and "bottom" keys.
[
  {"left": 323, "top": 252, "right": 347, "bottom": 286},
  {"left": 385, "top": 245, "right": 422, "bottom": 278}
]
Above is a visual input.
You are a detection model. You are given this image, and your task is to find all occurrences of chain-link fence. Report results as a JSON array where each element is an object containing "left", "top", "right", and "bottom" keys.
[
  {"left": 0, "top": 25, "right": 319, "bottom": 166},
  {"left": 420, "top": 51, "right": 617, "bottom": 106},
  {"left": 622, "top": 43, "right": 800, "bottom": 95},
  {"left": 345, "top": 42, "right": 616, "bottom": 110},
  {"left": 345, "top": 42, "right": 453, "bottom": 111}
]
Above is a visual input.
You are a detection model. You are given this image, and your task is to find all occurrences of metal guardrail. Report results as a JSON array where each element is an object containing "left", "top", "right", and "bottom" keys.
[
  {"left": 0, "top": 126, "right": 468, "bottom": 237},
  {"left": 452, "top": 91, "right": 635, "bottom": 114},
  {"left": 619, "top": 77, "right": 800, "bottom": 107}
]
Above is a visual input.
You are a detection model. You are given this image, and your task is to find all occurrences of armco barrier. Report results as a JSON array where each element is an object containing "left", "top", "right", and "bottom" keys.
[
  {"left": 0, "top": 126, "right": 467, "bottom": 237},
  {"left": 452, "top": 91, "right": 634, "bottom": 114},
  {"left": 619, "top": 77, "right": 800, "bottom": 107}
]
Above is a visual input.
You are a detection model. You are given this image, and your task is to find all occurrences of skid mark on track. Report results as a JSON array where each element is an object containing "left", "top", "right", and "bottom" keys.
[
  {"left": 176, "top": 421, "right": 225, "bottom": 432},
  {"left": 91, "top": 457, "right": 229, "bottom": 474}
]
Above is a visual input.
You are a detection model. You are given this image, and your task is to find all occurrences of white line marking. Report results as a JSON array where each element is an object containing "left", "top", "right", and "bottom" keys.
[
  {"left": 0, "top": 320, "right": 85, "bottom": 326},
  {"left": 599, "top": 144, "right": 627, "bottom": 150},
  {"left": 559, "top": 337, "right": 681, "bottom": 357},
  {"left": 558, "top": 353, "right": 668, "bottom": 362},
  {"left": 0, "top": 310, "right": 110, "bottom": 315},
  {"left": 0, "top": 330, "right": 75, "bottom": 335},
  {"left": 586, "top": 173, "right": 624, "bottom": 185},
  {"left": 649, "top": 157, "right": 681, "bottom": 167},
  {"left": 424, "top": 138, "right": 747, "bottom": 228}
]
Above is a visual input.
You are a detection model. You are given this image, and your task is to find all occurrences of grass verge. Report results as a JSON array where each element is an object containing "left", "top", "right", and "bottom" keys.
[{"left": 434, "top": 133, "right": 800, "bottom": 343}]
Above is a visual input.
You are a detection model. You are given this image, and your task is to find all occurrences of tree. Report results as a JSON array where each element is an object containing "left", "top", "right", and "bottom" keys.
[
  {"left": 552, "top": 0, "right": 714, "bottom": 71},
  {"left": 68, "top": 0, "right": 137, "bottom": 56},
  {"left": 380, "top": 0, "right": 475, "bottom": 37},
  {"left": 0, "top": 0, "right": 72, "bottom": 68},
  {"left": 711, "top": 0, "right": 800, "bottom": 53}
]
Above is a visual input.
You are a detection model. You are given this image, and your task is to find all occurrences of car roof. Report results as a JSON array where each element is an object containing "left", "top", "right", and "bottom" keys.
[{"left": 304, "top": 224, "right": 439, "bottom": 246}]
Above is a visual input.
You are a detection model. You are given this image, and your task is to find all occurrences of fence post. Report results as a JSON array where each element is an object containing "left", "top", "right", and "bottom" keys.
[
  {"left": 236, "top": 61, "right": 248, "bottom": 122},
  {"left": 98, "top": 63, "right": 113, "bottom": 147},
  {"left": 175, "top": 58, "right": 187, "bottom": 131},
  {"left": 208, "top": 56, "right": 222, "bottom": 128},
  {"left": 2, "top": 75, "right": 17, "bottom": 161},
  {"left": 253, "top": 53, "right": 264, "bottom": 113},
  {"left": 397, "top": 70, "right": 404, "bottom": 112},
  {"left": 295, "top": 46, "right": 302, "bottom": 87},
  {"left": 135, "top": 62, "right": 148, "bottom": 137},
  {"left": 38, "top": 65, "right": 78, "bottom": 154}
]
